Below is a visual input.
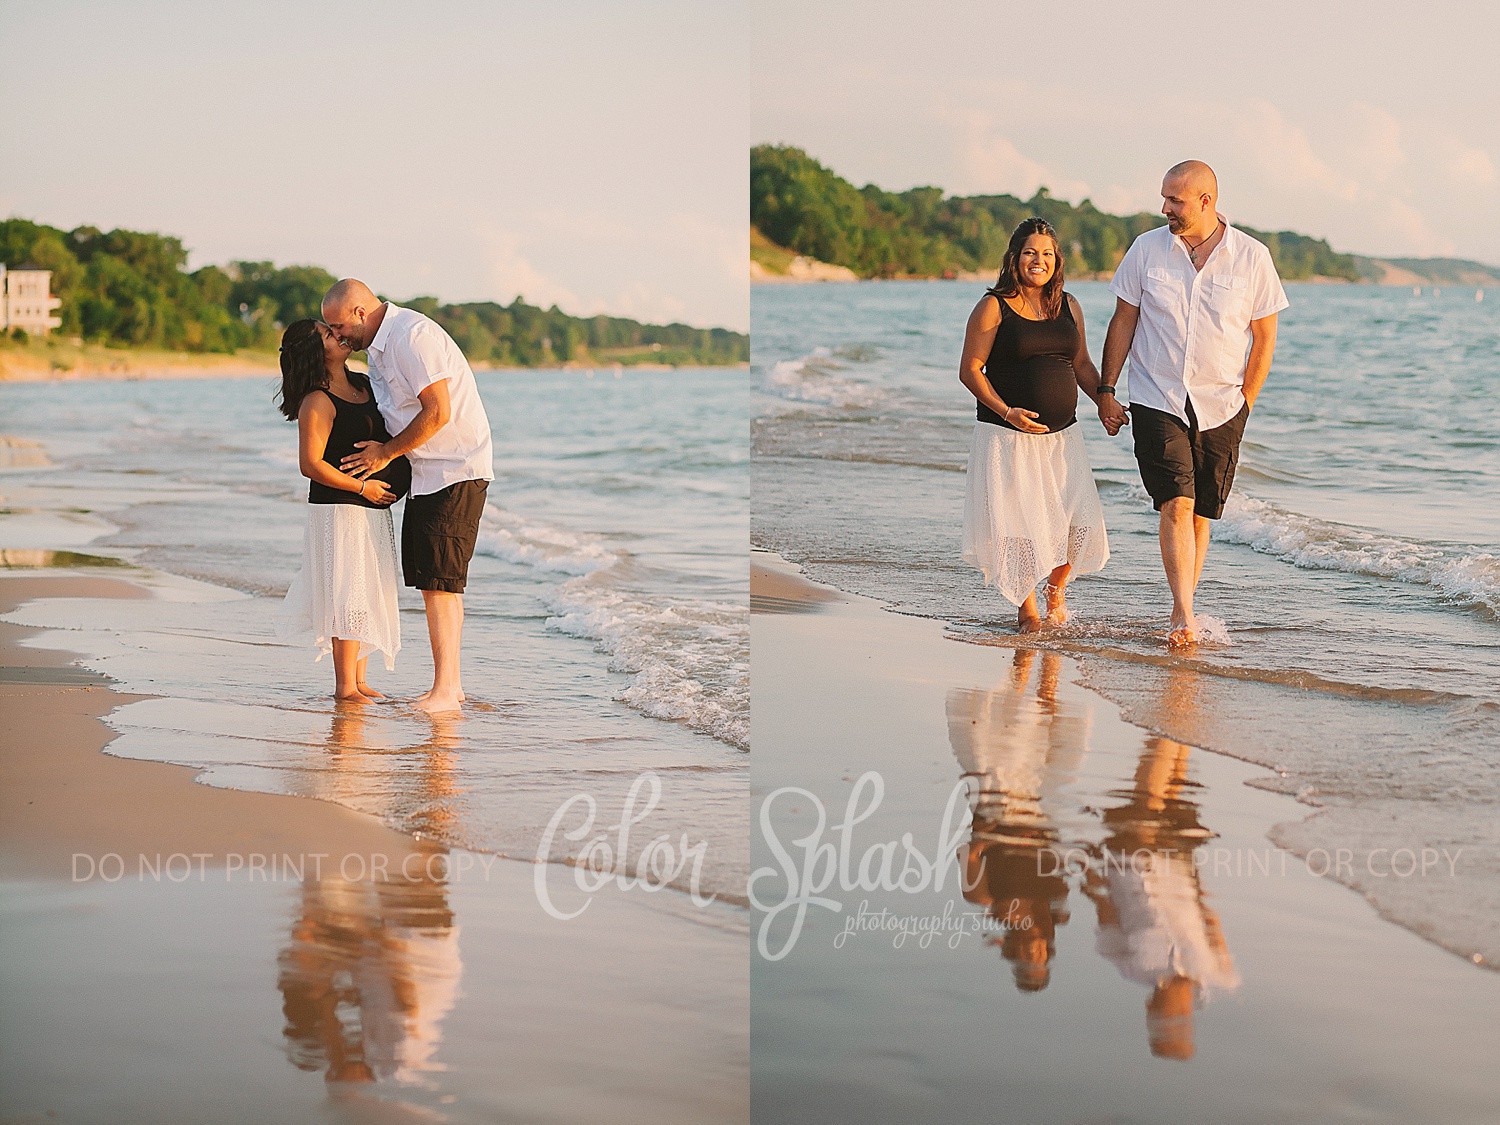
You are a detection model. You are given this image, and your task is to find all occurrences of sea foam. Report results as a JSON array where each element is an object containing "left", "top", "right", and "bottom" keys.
[
  {"left": 758, "top": 347, "right": 886, "bottom": 409},
  {"left": 1217, "top": 494, "right": 1500, "bottom": 617},
  {"left": 476, "top": 503, "right": 748, "bottom": 750}
]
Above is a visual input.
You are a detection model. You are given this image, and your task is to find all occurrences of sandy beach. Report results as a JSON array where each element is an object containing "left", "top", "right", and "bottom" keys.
[
  {"left": 1, "top": 572, "right": 748, "bottom": 1123},
  {"left": 0, "top": 354, "right": 745, "bottom": 384},
  {"left": 750, "top": 550, "right": 1500, "bottom": 1123}
]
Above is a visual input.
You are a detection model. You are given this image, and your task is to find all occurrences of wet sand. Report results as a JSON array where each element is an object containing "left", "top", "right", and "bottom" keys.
[
  {"left": 750, "top": 551, "right": 1500, "bottom": 1124},
  {"left": 0, "top": 574, "right": 748, "bottom": 1124}
]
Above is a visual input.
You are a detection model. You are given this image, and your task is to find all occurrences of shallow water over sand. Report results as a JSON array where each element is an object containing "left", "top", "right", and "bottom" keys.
[
  {"left": 0, "top": 367, "right": 749, "bottom": 904},
  {"left": 752, "top": 280, "right": 1500, "bottom": 966}
]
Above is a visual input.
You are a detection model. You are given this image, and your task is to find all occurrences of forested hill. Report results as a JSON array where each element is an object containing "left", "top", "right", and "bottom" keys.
[
  {"left": 0, "top": 219, "right": 747, "bottom": 366},
  {"left": 750, "top": 144, "right": 1359, "bottom": 282}
]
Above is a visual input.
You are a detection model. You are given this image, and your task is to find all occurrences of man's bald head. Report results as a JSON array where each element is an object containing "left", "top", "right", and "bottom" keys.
[
  {"left": 1160, "top": 161, "right": 1220, "bottom": 238},
  {"left": 321, "top": 279, "right": 385, "bottom": 350},
  {"left": 1164, "top": 160, "right": 1218, "bottom": 200},
  {"left": 322, "top": 278, "right": 377, "bottom": 318}
]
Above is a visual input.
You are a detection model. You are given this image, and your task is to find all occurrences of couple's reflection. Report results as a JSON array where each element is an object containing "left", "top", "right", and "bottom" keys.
[
  {"left": 948, "top": 649, "right": 1082, "bottom": 991},
  {"left": 324, "top": 701, "right": 465, "bottom": 842},
  {"left": 277, "top": 867, "right": 462, "bottom": 1085},
  {"left": 948, "top": 653, "right": 1238, "bottom": 1059},
  {"left": 1082, "top": 732, "right": 1238, "bottom": 1061},
  {"left": 274, "top": 704, "right": 467, "bottom": 1086}
]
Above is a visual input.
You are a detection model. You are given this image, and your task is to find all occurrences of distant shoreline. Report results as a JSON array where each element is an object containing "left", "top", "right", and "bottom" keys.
[{"left": 0, "top": 350, "right": 748, "bottom": 384}]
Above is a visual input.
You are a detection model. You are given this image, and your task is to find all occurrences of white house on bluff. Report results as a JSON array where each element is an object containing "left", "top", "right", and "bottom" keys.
[{"left": 1, "top": 264, "right": 63, "bottom": 335}]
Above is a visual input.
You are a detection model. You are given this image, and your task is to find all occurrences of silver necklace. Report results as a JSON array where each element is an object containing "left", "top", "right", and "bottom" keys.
[{"left": 1184, "top": 221, "right": 1222, "bottom": 264}]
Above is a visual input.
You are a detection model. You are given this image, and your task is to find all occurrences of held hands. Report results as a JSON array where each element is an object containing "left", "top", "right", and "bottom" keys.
[
  {"left": 1004, "top": 406, "right": 1050, "bottom": 434},
  {"left": 341, "top": 440, "right": 393, "bottom": 478},
  {"left": 1098, "top": 395, "right": 1130, "bottom": 437}
]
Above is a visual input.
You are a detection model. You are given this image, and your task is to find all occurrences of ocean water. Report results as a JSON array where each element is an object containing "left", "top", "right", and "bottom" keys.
[
  {"left": 0, "top": 366, "right": 749, "bottom": 906},
  {"left": 752, "top": 279, "right": 1500, "bottom": 966}
]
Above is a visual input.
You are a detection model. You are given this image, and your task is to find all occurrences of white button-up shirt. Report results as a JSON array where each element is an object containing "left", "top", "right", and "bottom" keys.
[
  {"left": 1109, "top": 222, "right": 1289, "bottom": 430},
  {"left": 365, "top": 303, "right": 494, "bottom": 497}
]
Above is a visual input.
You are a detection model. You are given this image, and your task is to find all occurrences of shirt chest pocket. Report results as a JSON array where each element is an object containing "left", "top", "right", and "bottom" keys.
[
  {"left": 1144, "top": 266, "right": 1185, "bottom": 311},
  {"left": 1208, "top": 273, "right": 1249, "bottom": 313}
]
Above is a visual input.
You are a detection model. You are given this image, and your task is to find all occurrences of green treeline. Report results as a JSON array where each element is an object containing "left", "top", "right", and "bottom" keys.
[
  {"left": 750, "top": 145, "right": 1358, "bottom": 282},
  {"left": 0, "top": 218, "right": 747, "bottom": 365},
  {"left": 406, "top": 297, "right": 747, "bottom": 368}
]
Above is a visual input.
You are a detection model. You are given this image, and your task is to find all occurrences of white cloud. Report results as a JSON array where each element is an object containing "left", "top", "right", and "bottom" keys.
[
  {"left": 472, "top": 224, "right": 585, "bottom": 313},
  {"left": 1444, "top": 142, "right": 1497, "bottom": 186},
  {"left": 1230, "top": 100, "right": 1362, "bottom": 202},
  {"left": 1211, "top": 99, "right": 1480, "bottom": 257},
  {"left": 1341, "top": 102, "right": 1407, "bottom": 183},
  {"left": 466, "top": 217, "right": 743, "bottom": 329},
  {"left": 600, "top": 282, "right": 692, "bottom": 326},
  {"left": 940, "top": 107, "right": 1094, "bottom": 201}
]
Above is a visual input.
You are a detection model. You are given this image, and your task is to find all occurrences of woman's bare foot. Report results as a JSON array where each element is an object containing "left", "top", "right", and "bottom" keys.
[
  {"left": 335, "top": 689, "right": 369, "bottom": 704},
  {"left": 1044, "top": 582, "right": 1069, "bottom": 625},
  {"left": 355, "top": 683, "right": 385, "bottom": 701},
  {"left": 1017, "top": 593, "right": 1044, "bottom": 634}
]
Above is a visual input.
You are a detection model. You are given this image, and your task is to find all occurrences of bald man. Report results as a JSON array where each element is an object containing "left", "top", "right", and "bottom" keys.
[
  {"left": 322, "top": 279, "right": 494, "bottom": 712},
  {"left": 1098, "top": 161, "right": 1288, "bottom": 646}
]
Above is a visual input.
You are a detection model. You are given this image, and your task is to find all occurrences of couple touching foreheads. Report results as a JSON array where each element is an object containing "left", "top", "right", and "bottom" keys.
[
  {"left": 960, "top": 160, "right": 1289, "bottom": 647},
  {"left": 274, "top": 280, "right": 493, "bottom": 711}
]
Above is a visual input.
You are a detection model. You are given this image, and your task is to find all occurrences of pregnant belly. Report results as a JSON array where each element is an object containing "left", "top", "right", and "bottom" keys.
[
  {"left": 373, "top": 455, "right": 412, "bottom": 500},
  {"left": 996, "top": 357, "right": 1079, "bottom": 431}
]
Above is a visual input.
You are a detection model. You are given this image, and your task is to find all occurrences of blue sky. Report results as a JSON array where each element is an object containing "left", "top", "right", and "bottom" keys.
[
  {"left": 0, "top": 0, "right": 748, "bottom": 330},
  {"left": 753, "top": 0, "right": 1500, "bottom": 265}
]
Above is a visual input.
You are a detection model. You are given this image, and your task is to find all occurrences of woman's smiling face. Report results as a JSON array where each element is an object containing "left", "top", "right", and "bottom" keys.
[
  {"left": 317, "top": 321, "right": 353, "bottom": 363},
  {"left": 1017, "top": 234, "right": 1057, "bottom": 289}
]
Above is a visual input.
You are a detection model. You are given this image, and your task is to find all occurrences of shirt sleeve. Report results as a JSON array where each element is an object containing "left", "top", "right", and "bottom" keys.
[
  {"left": 1250, "top": 246, "right": 1290, "bottom": 320},
  {"left": 1108, "top": 236, "right": 1145, "bottom": 307},
  {"left": 390, "top": 322, "right": 459, "bottom": 396}
]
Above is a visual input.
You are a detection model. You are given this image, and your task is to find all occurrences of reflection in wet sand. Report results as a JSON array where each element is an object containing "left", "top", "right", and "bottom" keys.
[
  {"left": 1083, "top": 735, "right": 1238, "bottom": 1061},
  {"left": 948, "top": 650, "right": 1240, "bottom": 1056},
  {"left": 276, "top": 704, "right": 466, "bottom": 1088},
  {"left": 323, "top": 702, "right": 466, "bottom": 843},
  {"left": 948, "top": 650, "right": 1085, "bottom": 991},
  {"left": 277, "top": 872, "right": 461, "bottom": 1086}
]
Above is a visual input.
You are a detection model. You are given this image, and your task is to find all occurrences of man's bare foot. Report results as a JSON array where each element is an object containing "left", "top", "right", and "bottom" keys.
[
  {"left": 411, "top": 688, "right": 463, "bottom": 714},
  {"left": 1167, "top": 612, "right": 1197, "bottom": 648},
  {"left": 1044, "top": 582, "right": 1069, "bottom": 625}
]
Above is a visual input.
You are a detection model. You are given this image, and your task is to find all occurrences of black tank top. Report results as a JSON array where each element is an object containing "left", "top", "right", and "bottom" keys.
[
  {"left": 307, "top": 384, "right": 412, "bottom": 507},
  {"left": 977, "top": 292, "right": 1080, "bottom": 433}
]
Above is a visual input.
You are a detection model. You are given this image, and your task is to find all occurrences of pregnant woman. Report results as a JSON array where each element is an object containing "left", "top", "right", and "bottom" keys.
[
  {"left": 959, "top": 217, "right": 1111, "bottom": 633},
  {"left": 275, "top": 318, "right": 412, "bottom": 700}
]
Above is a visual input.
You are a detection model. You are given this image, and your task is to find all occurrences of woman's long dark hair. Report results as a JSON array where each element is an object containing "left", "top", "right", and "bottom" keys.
[
  {"left": 276, "top": 319, "right": 327, "bottom": 421},
  {"left": 990, "top": 217, "right": 1065, "bottom": 319},
  {"left": 275, "top": 319, "right": 368, "bottom": 421}
]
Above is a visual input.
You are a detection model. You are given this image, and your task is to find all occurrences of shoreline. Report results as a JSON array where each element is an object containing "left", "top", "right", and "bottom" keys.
[
  {"left": 0, "top": 574, "right": 446, "bottom": 882},
  {"left": 0, "top": 355, "right": 749, "bottom": 383},
  {"left": 0, "top": 571, "right": 748, "bottom": 1121}
]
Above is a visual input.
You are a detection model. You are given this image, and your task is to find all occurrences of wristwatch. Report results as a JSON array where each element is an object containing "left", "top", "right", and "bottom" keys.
[{"left": 1097, "top": 385, "right": 1117, "bottom": 396}]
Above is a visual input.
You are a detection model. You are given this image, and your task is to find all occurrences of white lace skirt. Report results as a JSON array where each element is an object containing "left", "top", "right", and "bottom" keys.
[
  {"left": 962, "top": 422, "right": 1110, "bottom": 606},
  {"left": 276, "top": 504, "right": 401, "bottom": 670}
]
